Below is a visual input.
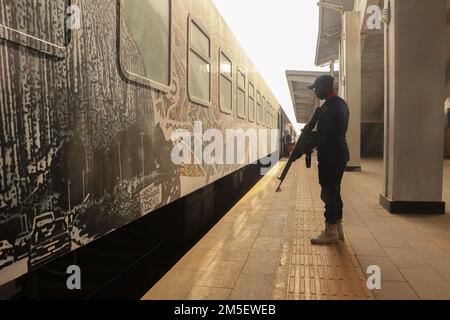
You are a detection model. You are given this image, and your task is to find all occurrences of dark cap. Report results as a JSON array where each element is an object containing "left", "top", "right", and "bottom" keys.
[{"left": 307, "top": 74, "right": 335, "bottom": 90}]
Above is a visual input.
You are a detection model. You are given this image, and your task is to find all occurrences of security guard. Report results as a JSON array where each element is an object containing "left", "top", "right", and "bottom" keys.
[{"left": 306, "top": 75, "right": 350, "bottom": 245}]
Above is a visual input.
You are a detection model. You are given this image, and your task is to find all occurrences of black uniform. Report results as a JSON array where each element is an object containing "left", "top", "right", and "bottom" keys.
[{"left": 309, "top": 95, "right": 350, "bottom": 224}]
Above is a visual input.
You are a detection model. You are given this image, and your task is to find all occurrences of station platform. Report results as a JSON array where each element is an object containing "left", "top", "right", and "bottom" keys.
[{"left": 143, "top": 158, "right": 450, "bottom": 300}]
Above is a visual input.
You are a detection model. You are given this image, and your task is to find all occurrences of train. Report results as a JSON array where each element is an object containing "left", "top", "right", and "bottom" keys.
[{"left": 0, "top": 0, "right": 292, "bottom": 286}]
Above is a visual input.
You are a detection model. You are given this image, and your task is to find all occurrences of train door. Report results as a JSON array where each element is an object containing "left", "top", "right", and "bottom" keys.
[{"left": 278, "top": 109, "right": 283, "bottom": 160}]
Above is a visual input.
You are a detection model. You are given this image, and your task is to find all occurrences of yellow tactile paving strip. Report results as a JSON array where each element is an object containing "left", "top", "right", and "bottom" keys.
[
  {"left": 274, "top": 160, "right": 372, "bottom": 300},
  {"left": 143, "top": 159, "right": 374, "bottom": 300}
]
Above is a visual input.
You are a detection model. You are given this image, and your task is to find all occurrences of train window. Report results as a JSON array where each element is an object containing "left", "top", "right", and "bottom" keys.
[
  {"left": 121, "top": 0, "right": 172, "bottom": 91},
  {"left": 268, "top": 108, "right": 271, "bottom": 128},
  {"left": 219, "top": 51, "right": 232, "bottom": 114},
  {"left": 262, "top": 96, "right": 266, "bottom": 125},
  {"left": 274, "top": 109, "right": 277, "bottom": 128},
  {"left": 277, "top": 108, "right": 281, "bottom": 129},
  {"left": 272, "top": 109, "right": 275, "bottom": 128},
  {"left": 237, "top": 69, "right": 246, "bottom": 119},
  {"left": 268, "top": 104, "right": 272, "bottom": 127},
  {"left": 269, "top": 106, "right": 272, "bottom": 128},
  {"left": 191, "top": 23, "right": 210, "bottom": 58},
  {"left": 269, "top": 105, "right": 273, "bottom": 128},
  {"left": 271, "top": 108, "right": 275, "bottom": 128},
  {"left": 0, "top": 0, "right": 67, "bottom": 57},
  {"left": 264, "top": 101, "right": 267, "bottom": 127},
  {"left": 188, "top": 17, "right": 211, "bottom": 106},
  {"left": 256, "top": 91, "right": 262, "bottom": 124},
  {"left": 248, "top": 82, "right": 255, "bottom": 123}
]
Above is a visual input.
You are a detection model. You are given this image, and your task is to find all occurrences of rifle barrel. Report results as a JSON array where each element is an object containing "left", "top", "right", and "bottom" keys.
[{"left": 275, "top": 107, "right": 321, "bottom": 192}]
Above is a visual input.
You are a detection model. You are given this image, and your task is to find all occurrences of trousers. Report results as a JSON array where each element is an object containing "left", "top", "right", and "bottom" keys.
[{"left": 318, "top": 159, "right": 347, "bottom": 225}]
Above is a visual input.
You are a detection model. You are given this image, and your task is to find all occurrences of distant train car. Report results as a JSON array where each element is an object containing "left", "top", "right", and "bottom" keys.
[{"left": 0, "top": 0, "right": 289, "bottom": 285}]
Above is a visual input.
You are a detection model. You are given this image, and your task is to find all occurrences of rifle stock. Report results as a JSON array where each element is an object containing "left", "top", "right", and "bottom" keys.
[{"left": 276, "top": 108, "right": 321, "bottom": 192}]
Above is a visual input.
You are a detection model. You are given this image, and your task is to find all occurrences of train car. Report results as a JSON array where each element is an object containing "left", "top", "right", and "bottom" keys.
[{"left": 0, "top": 0, "right": 289, "bottom": 286}]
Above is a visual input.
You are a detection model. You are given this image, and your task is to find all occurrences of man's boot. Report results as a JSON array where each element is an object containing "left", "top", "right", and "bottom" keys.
[
  {"left": 311, "top": 223, "right": 339, "bottom": 245},
  {"left": 337, "top": 220, "right": 345, "bottom": 240}
]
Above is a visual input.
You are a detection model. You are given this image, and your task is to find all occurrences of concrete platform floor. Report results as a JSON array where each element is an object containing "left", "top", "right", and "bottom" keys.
[{"left": 142, "top": 158, "right": 450, "bottom": 300}]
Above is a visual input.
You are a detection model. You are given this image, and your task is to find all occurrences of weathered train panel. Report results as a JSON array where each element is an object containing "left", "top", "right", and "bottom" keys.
[{"left": 0, "top": 0, "right": 282, "bottom": 285}]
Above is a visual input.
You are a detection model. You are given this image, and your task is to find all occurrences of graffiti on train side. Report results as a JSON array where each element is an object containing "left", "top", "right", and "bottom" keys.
[
  {"left": 0, "top": 0, "right": 280, "bottom": 285},
  {"left": 0, "top": 0, "right": 181, "bottom": 284},
  {"left": 139, "top": 184, "right": 163, "bottom": 216}
]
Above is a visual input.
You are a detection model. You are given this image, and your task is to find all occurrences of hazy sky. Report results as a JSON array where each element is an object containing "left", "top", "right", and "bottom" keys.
[{"left": 211, "top": 0, "right": 329, "bottom": 131}]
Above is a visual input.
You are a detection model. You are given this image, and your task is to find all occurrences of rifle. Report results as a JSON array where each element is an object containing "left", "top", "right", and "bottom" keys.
[{"left": 276, "top": 107, "right": 322, "bottom": 192}]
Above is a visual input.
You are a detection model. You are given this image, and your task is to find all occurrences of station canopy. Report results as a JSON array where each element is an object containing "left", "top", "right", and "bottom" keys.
[{"left": 315, "top": 0, "right": 355, "bottom": 66}]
